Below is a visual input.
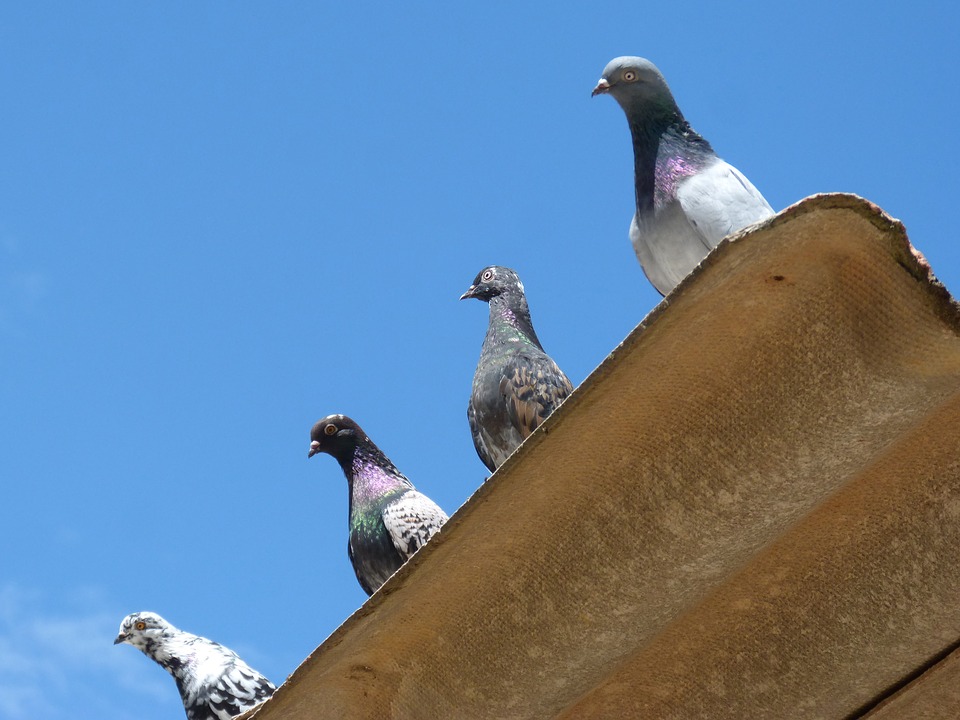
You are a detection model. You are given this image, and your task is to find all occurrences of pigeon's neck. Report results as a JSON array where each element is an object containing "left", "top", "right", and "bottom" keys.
[
  {"left": 484, "top": 295, "right": 542, "bottom": 350},
  {"left": 627, "top": 110, "right": 715, "bottom": 215},
  {"left": 345, "top": 447, "right": 413, "bottom": 511},
  {"left": 154, "top": 633, "right": 242, "bottom": 712},
  {"left": 143, "top": 630, "right": 198, "bottom": 679}
]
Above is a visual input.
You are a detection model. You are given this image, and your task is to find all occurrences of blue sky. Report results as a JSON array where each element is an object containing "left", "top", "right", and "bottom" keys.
[{"left": 1, "top": 2, "right": 957, "bottom": 718}]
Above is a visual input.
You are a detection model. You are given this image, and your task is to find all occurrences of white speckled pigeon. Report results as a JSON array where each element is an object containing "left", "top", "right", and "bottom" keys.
[
  {"left": 309, "top": 414, "right": 448, "bottom": 596},
  {"left": 593, "top": 56, "right": 774, "bottom": 295},
  {"left": 461, "top": 265, "right": 573, "bottom": 472},
  {"left": 114, "top": 611, "right": 275, "bottom": 720}
]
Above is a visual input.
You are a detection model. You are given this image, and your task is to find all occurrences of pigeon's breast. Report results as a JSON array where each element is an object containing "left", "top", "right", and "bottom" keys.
[
  {"left": 349, "top": 510, "right": 404, "bottom": 591},
  {"left": 630, "top": 202, "right": 711, "bottom": 295},
  {"left": 470, "top": 353, "right": 524, "bottom": 468}
]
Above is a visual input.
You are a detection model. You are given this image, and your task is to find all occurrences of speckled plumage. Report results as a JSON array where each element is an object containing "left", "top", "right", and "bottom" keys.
[
  {"left": 593, "top": 56, "right": 774, "bottom": 295},
  {"left": 309, "top": 414, "right": 448, "bottom": 595},
  {"left": 461, "top": 266, "right": 573, "bottom": 472},
  {"left": 114, "top": 611, "right": 275, "bottom": 720}
]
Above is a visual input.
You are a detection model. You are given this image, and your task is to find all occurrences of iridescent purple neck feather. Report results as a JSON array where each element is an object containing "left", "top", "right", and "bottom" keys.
[
  {"left": 628, "top": 113, "right": 715, "bottom": 217},
  {"left": 348, "top": 449, "right": 413, "bottom": 506},
  {"left": 485, "top": 291, "right": 542, "bottom": 350}
]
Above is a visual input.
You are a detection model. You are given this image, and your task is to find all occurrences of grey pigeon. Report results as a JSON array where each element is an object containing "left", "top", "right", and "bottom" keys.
[
  {"left": 308, "top": 414, "right": 448, "bottom": 596},
  {"left": 114, "top": 611, "right": 275, "bottom": 720},
  {"left": 461, "top": 265, "right": 573, "bottom": 472},
  {"left": 592, "top": 56, "right": 774, "bottom": 295}
]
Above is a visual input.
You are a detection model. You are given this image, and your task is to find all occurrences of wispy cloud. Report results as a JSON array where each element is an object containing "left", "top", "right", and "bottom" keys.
[{"left": 0, "top": 583, "right": 173, "bottom": 720}]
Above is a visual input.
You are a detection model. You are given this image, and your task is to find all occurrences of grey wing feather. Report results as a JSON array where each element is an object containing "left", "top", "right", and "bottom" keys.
[
  {"left": 676, "top": 159, "right": 774, "bottom": 248},
  {"left": 381, "top": 491, "right": 448, "bottom": 560}
]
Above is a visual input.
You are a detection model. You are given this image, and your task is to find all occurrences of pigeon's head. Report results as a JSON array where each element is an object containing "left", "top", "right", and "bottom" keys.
[
  {"left": 309, "top": 414, "right": 367, "bottom": 463},
  {"left": 114, "top": 611, "right": 177, "bottom": 651},
  {"left": 591, "top": 56, "right": 677, "bottom": 114},
  {"left": 460, "top": 265, "right": 526, "bottom": 304}
]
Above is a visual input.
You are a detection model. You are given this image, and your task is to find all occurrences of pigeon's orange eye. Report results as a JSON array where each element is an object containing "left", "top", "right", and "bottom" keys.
[
  {"left": 135, "top": 621, "right": 146, "bottom": 631},
  {"left": 482, "top": 270, "right": 493, "bottom": 281},
  {"left": 324, "top": 424, "right": 337, "bottom": 436},
  {"left": 623, "top": 70, "right": 637, "bottom": 82}
]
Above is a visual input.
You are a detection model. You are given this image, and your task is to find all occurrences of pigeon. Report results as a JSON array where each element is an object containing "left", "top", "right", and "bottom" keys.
[
  {"left": 592, "top": 56, "right": 774, "bottom": 295},
  {"left": 308, "top": 414, "right": 449, "bottom": 596},
  {"left": 461, "top": 265, "right": 574, "bottom": 472},
  {"left": 114, "top": 611, "right": 275, "bottom": 720}
]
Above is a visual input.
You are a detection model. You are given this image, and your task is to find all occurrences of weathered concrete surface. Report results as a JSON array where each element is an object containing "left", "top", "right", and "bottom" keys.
[{"left": 246, "top": 194, "right": 960, "bottom": 720}]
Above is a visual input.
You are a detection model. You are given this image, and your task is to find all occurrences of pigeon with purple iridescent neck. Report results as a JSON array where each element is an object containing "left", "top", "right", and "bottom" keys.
[
  {"left": 592, "top": 56, "right": 774, "bottom": 295},
  {"left": 309, "top": 415, "right": 448, "bottom": 595},
  {"left": 461, "top": 265, "right": 573, "bottom": 472},
  {"left": 113, "top": 611, "right": 275, "bottom": 720}
]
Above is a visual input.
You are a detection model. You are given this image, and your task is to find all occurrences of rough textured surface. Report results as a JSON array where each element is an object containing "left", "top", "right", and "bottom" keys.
[{"left": 247, "top": 194, "right": 960, "bottom": 719}]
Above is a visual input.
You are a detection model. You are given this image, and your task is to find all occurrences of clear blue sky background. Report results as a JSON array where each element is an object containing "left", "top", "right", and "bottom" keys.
[{"left": 1, "top": 3, "right": 957, "bottom": 718}]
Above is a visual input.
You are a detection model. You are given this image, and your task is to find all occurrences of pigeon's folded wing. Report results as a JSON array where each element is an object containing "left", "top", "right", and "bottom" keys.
[
  {"left": 381, "top": 491, "right": 448, "bottom": 560},
  {"left": 676, "top": 159, "right": 774, "bottom": 249},
  {"left": 189, "top": 655, "right": 276, "bottom": 720},
  {"left": 502, "top": 354, "right": 574, "bottom": 441}
]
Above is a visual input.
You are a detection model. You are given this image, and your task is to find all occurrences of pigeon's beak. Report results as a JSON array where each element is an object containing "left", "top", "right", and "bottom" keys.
[
  {"left": 113, "top": 632, "right": 128, "bottom": 645},
  {"left": 591, "top": 78, "right": 611, "bottom": 97},
  {"left": 459, "top": 285, "right": 478, "bottom": 301},
  {"left": 308, "top": 440, "right": 321, "bottom": 458}
]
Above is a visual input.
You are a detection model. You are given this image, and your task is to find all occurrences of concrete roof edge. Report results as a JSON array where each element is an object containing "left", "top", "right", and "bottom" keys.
[{"left": 244, "top": 192, "right": 960, "bottom": 718}]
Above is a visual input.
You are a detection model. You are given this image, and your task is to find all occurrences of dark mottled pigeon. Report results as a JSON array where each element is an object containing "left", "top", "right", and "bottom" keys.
[
  {"left": 461, "top": 265, "right": 573, "bottom": 472},
  {"left": 593, "top": 56, "right": 774, "bottom": 295},
  {"left": 308, "top": 414, "right": 448, "bottom": 595},
  {"left": 114, "top": 611, "right": 275, "bottom": 720}
]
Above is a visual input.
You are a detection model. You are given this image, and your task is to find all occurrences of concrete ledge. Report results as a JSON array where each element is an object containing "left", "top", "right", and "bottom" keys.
[{"left": 248, "top": 194, "right": 960, "bottom": 719}]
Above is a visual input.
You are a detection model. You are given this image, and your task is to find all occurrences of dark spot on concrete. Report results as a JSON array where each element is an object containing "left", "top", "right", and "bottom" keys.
[{"left": 348, "top": 664, "right": 377, "bottom": 681}]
